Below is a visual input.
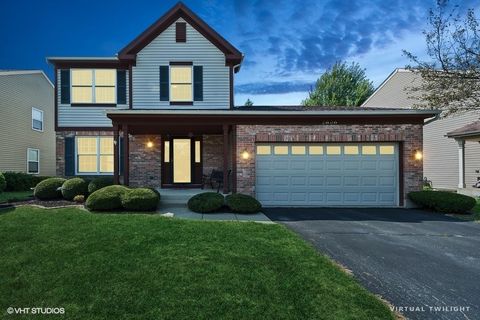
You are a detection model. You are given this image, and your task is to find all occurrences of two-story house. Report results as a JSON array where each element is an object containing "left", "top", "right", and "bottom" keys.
[
  {"left": 0, "top": 70, "right": 55, "bottom": 176},
  {"left": 48, "top": 2, "right": 436, "bottom": 207}
]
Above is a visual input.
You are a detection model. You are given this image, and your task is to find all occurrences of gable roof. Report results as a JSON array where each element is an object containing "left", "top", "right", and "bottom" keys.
[
  {"left": 0, "top": 70, "right": 53, "bottom": 87},
  {"left": 118, "top": 2, "right": 243, "bottom": 69}
]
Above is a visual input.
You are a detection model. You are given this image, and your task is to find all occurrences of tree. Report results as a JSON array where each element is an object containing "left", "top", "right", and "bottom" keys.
[
  {"left": 302, "top": 62, "right": 374, "bottom": 107},
  {"left": 244, "top": 98, "right": 253, "bottom": 106},
  {"left": 403, "top": 0, "right": 480, "bottom": 115}
]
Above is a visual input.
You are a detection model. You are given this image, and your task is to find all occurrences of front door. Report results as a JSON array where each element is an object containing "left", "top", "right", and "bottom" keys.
[{"left": 162, "top": 136, "right": 202, "bottom": 187}]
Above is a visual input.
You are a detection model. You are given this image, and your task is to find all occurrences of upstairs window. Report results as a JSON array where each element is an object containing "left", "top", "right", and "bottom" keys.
[
  {"left": 32, "top": 107, "right": 43, "bottom": 131},
  {"left": 170, "top": 66, "right": 192, "bottom": 102},
  {"left": 71, "top": 69, "right": 116, "bottom": 104}
]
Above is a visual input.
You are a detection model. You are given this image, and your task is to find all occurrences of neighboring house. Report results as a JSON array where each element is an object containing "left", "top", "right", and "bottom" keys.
[
  {"left": 47, "top": 2, "right": 436, "bottom": 207},
  {"left": 362, "top": 68, "right": 480, "bottom": 195},
  {"left": 0, "top": 70, "right": 56, "bottom": 176}
]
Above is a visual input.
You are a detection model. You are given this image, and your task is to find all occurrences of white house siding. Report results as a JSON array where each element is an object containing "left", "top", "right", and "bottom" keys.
[
  {"left": 132, "top": 18, "right": 230, "bottom": 109},
  {"left": 0, "top": 72, "right": 56, "bottom": 175},
  {"left": 57, "top": 69, "right": 129, "bottom": 127},
  {"left": 424, "top": 111, "right": 480, "bottom": 190}
]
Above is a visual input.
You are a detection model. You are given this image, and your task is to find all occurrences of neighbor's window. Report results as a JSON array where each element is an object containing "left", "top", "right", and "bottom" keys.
[
  {"left": 170, "top": 66, "right": 192, "bottom": 101},
  {"left": 27, "top": 148, "right": 39, "bottom": 174},
  {"left": 76, "top": 137, "right": 114, "bottom": 174},
  {"left": 32, "top": 107, "right": 43, "bottom": 131},
  {"left": 71, "top": 69, "right": 116, "bottom": 104}
]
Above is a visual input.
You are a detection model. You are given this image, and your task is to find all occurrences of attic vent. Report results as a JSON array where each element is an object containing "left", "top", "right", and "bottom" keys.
[{"left": 176, "top": 22, "right": 186, "bottom": 42}]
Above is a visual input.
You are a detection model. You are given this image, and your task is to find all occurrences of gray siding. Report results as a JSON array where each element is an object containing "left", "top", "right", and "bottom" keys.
[
  {"left": 57, "top": 69, "right": 129, "bottom": 127},
  {"left": 132, "top": 18, "right": 230, "bottom": 109},
  {"left": 362, "top": 70, "right": 422, "bottom": 109},
  {"left": 0, "top": 72, "right": 56, "bottom": 175},
  {"left": 424, "top": 111, "right": 480, "bottom": 189}
]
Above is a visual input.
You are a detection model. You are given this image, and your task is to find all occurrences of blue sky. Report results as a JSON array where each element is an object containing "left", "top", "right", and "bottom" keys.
[{"left": 0, "top": 0, "right": 476, "bottom": 105}]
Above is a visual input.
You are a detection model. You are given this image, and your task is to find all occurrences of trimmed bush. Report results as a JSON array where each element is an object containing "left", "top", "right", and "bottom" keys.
[
  {"left": 121, "top": 188, "right": 160, "bottom": 211},
  {"left": 187, "top": 192, "right": 224, "bottom": 213},
  {"left": 408, "top": 191, "right": 476, "bottom": 214},
  {"left": 88, "top": 177, "right": 114, "bottom": 194},
  {"left": 225, "top": 193, "right": 262, "bottom": 214},
  {"left": 0, "top": 173, "right": 6, "bottom": 193},
  {"left": 85, "top": 185, "right": 130, "bottom": 211},
  {"left": 34, "top": 178, "right": 66, "bottom": 200},
  {"left": 3, "top": 172, "right": 51, "bottom": 191},
  {"left": 61, "top": 178, "right": 88, "bottom": 200},
  {"left": 73, "top": 195, "right": 85, "bottom": 203}
]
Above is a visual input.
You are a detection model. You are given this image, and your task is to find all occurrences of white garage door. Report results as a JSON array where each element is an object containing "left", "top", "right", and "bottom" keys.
[{"left": 255, "top": 143, "right": 399, "bottom": 207}]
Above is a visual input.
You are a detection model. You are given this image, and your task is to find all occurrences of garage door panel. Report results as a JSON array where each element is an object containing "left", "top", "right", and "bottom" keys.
[{"left": 256, "top": 143, "right": 398, "bottom": 207}]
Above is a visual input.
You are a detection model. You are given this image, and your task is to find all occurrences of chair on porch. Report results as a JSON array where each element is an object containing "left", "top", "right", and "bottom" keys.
[{"left": 202, "top": 169, "right": 231, "bottom": 193}]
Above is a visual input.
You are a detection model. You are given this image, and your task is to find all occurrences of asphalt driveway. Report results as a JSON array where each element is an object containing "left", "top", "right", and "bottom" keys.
[{"left": 263, "top": 208, "right": 480, "bottom": 320}]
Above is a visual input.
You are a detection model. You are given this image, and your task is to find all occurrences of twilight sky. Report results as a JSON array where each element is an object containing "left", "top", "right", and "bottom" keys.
[{"left": 0, "top": 0, "right": 476, "bottom": 105}]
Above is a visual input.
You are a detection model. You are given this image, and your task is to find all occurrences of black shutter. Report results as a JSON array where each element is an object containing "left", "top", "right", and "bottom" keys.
[
  {"left": 119, "top": 136, "right": 124, "bottom": 174},
  {"left": 117, "top": 70, "right": 127, "bottom": 105},
  {"left": 64, "top": 137, "right": 75, "bottom": 176},
  {"left": 193, "top": 66, "right": 203, "bottom": 101},
  {"left": 159, "top": 66, "right": 169, "bottom": 101},
  {"left": 60, "top": 69, "right": 70, "bottom": 104}
]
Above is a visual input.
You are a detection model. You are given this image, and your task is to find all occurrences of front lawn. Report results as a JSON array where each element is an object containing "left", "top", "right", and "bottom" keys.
[
  {"left": 0, "top": 191, "right": 32, "bottom": 204},
  {"left": 0, "top": 207, "right": 394, "bottom": 320}
]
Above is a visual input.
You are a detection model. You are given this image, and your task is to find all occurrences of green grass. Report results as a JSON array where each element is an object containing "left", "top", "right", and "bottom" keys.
[
  {"left": 0, "top": 191, "right": 33, "bottom": 204},
  {"left": 0, "top": 206, "right": 394, "bottom": 320},
  {"left": 454, "top": 198, "right": 480, "bottom": 221}
]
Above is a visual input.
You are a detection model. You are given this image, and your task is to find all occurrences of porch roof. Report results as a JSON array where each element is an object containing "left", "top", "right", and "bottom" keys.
[{"left": 446, "top": 120, "right": 480, "bottom": 139}]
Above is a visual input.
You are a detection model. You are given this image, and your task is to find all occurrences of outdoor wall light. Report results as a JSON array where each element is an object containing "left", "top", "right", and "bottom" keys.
[
  {"left": 414, "top": 150, "right": 423, "bottom": 161},
  {"left": 241, "top": 150, "right": 250, "bottom": 160},
  {"left": 146, "top": 141, "right": 154, "bottom": 148}
]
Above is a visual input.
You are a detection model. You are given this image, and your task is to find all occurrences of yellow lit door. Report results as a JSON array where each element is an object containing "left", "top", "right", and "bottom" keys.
[{"left": 173, "top": 139, "right": 191, "bottom": 183}]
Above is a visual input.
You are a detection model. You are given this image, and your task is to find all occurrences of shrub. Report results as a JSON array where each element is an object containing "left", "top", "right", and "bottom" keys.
[
  {"left": 2, "top": 172, "right": 51, "bottom": 191},
  {"left": 61, "top": 178, "right": 89, "bottom": 200},
  {"left": 34, "top": 178, "right": 66, "bottom": 200},
  {"left": 73, "top": 195, "right": 85, "bottom": 203},
  {"left": 187, "top": 192, "right": 224, "bottom": 213},
  {"left": 88, "top": 177, "right": 114, "bottom": 194},
  {"left": 408, "top": 191, "right": 476, "bottom": 214},
  {"left": 225, "top": 193, "right": 262, "bottom": 213},
  {"left": 0, "top": 173, "right": 6, "bottom": 193},
  {"left": 121, "top": 188, "right": 160, "bottom": 211},
  {"left": 85, "top": 185, "right": 129, "bottom": 211}
]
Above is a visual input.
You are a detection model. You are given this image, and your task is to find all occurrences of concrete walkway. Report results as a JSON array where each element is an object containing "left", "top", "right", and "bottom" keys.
[{"left": 157, "top": 204, "right": 272, "bottom": 223}]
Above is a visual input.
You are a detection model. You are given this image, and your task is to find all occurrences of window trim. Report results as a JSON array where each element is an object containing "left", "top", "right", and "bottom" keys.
[
  {"left": 31, "top": 107, "right": 44, "bottom": 132},
  {"left": 169, "top": 64, "right": 193, "bottom": 103},
  {"left": 75, "top": 136, "right": 114, "bottom": 175},
  {"left": 70, "top": 69, "right": 117, "bottom": 105},
  {"left": 27, "top": 148, "right": 40, "bottom": 175}
]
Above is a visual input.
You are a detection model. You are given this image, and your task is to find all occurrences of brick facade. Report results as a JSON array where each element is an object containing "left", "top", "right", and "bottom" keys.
[
  {"left": 202, "top": 135, "right": 224, "bottom": 175},
  {"left": 129, "top": 135, "right": 162, "bottom": 187},
  {"left": 235, "top": 124, "right": 423, "bottom": 206}
]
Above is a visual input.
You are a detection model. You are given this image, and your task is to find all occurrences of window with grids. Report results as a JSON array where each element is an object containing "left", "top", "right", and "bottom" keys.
[
  {"left": 71, "top": 69, "right": 116, "bottom": 104},
  {"left": 27, "top": 148, "right": 39, "bottom": 174},
  {"left": 76, "top": 137, "right": 114, "bottom": 174},
  {"left": 170, "top": 66, "right": 192, "bottom": 101},
  {"left": 32, "top": 107, "right": 43, "bottom": 131}
]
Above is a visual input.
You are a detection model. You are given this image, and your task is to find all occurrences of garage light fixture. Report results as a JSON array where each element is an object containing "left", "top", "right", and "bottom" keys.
[
  {"left": 414, "top": 150, "right": 423, "bottom": 161},
  {"left": 241, "top": 150, "right": 250, "bottom": 160}
]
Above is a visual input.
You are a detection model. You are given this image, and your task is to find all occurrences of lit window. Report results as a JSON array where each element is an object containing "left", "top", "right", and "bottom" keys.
[
  {"left": 170, "top": 66, "right": 192, "bottom": 101},
  {"left": 291, "top": 146, "right": 306, "bottom": 155},
  {"left": 344, "top": 146, "right": 359, "bottom": 155},
  {"left": 256, "top": 145, "right": 271, "bottom": 155},
  {"left": 274, "top": 146, "right": 288, "bottom": 155},
  {"left": 195, "top": 140, "right": 201, "bottom": 163},
  {"left": 379, "top": 145, "right": 395, "bottom": 155},
  {"left": 71, "top": 69, "right": 116, "bottom": 104},
  {"left": 32, "top": 107, "right": 43, "bottom": 131},
  {"left": 77, "top": 137, "right": 114, "bottom": 174},
  {"left": 362, "top": 146, "right": 377, "bottom": 155},
  {"left": 164, "top": 141, "right": 170, "bottom": 163},
  {"left": 326, "top": 146, "right": 341, "bottom": 155},
  {"left": 309, "top": 146, "right": 323, "bottom": 155},
  {"left": 27, "top": 148, "right": 39, "bottom": 174}
]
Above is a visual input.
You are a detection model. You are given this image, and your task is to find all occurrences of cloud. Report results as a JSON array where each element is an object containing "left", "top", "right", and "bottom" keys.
[{"left": 235, "top": 81, "right": 313, "bottom": 94}]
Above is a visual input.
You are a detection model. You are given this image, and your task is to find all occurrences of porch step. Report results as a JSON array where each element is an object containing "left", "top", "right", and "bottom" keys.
[{"left": 157, "top": 188, "right": 214, "bottom": 206}]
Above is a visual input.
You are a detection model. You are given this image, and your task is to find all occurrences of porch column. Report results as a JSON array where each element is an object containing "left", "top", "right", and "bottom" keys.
[
  {"left": 223, "top": 124, "right": 229, "bottom": 194},
  {"left": 113, "top": 124, "right": 120, "bottom": 185},
  {"left": 123, "top": 124, "right": 129, "bottom": 186},
  {"left": 457, "top": 139, "right": 465, "bottom": 188}
]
